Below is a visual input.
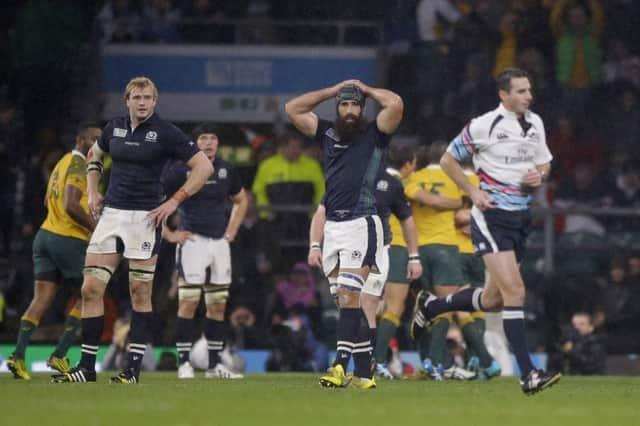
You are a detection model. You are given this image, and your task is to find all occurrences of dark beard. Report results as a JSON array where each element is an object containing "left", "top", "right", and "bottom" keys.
[{"left": 335, "top": 114, "right": 366, "bottom": 141}]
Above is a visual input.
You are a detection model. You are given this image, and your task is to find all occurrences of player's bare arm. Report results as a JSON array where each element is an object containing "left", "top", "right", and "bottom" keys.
[
  {"left": 150, "top": 151, "right": 213, "bottom": 225},
  {"left": 400, "top": 216, "right": 422, "bottom": 280},
  {"left": 354, "top": 82, "right": 403, "bottom": 135},
  {"left": 64, "top": 185, "right": 96, "bottom": 232},
  {"left": 86, "top": 142, "right": 105, "bottom": 220},
  {"left": 161, "top": 217, "right": 193, "bottom": 244},
  {"left": 411, "top": 188, "right": 463, "bottom": 211},
  {"left": 308, "top": 204, "right": 325, "bottom": 268},
  {"left": 224, "top": 188, "right": 248, "bottom": 242},
  {"left": 441, "top": 152, "right": 495, "bottom": 210},
  {"left": 285, "top": 80, "right": 359, "bottom": 138}
]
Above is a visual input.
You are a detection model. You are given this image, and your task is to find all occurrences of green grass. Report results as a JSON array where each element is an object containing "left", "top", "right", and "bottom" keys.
[{"left": 1, "top": 373, "right": 638, "bottom": 426}]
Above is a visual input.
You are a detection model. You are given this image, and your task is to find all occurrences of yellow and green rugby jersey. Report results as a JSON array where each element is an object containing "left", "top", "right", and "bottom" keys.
[
  {"left": 455, "top": 171, "right": 479, "bottom": 254},
  {"left": 404, "top": 165, "right": 462, "bottom": 247},
  {"left": 41, "top": 150, "right": 90, "bottom": 241}
]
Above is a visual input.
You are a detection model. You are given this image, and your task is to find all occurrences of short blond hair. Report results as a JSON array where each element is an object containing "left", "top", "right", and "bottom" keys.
[{"left": 123, "top": 76, "right": 158, "bottom": 100}]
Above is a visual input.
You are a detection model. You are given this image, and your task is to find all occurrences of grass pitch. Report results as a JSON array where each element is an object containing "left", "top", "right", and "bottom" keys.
[{"left": 1, "top": 373, "right": 638, "bottom": 426}]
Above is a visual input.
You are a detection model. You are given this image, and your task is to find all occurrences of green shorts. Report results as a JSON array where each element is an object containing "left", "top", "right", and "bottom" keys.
[
  {"left": 32, "top": 228, "right": 88, "bottom": 284},
  {"left": 459, "top": 252, "right": 485, "bottom": 287},
  {"left": 417, "top": 244, "right": 464, "bottom": 290},
  {"left": 387, "top": 245, "right": 409, "bottom": 284}
]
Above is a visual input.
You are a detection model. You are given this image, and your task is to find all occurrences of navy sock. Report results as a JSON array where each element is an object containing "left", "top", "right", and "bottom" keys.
[
  {"left": 128, "top": 311, "right": 153, "bottom": 375},
  {"left": 79, "top": 316, "right": 103, "bottom": 371},
  {"left": 503, "top": 307, "right": 534, "bottom": 378},
  {"left": 425, "top": 287, "right": 483, "bottom": 317},
  {"left": 204, "top": 318, "right": 225, "bottom": 368},
  {"left": 175, "top": 317, "right": 193, "bottom": 365},
  {"left": 334, "top": 308, "right": 360, "bottom": 371},
  {"left": 353, "top": 311, "right": 373, "bottom": 379}
]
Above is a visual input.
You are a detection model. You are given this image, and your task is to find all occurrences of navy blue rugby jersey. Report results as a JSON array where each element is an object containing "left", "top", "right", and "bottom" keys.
[
  {"left": 315, "top": 119, "right": 391, "bottom": 221},
  {"left": 162, "top": 157, "right": 243, "bottom": 239},
  {"left": 98, "top": 114, "right": 199, "bottom": 210},
  {"left": 375, "top": 169, "right": 412, "bottom": 245}
]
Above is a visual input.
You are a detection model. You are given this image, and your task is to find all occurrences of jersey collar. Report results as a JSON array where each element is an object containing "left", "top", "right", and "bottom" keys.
[
  {"left": 497, "top": 103, "right": 531, "bottom": 120},
  {"left": 386, "top": 167, "right": 401, "bottom": 177},
  {"left": 71, "top": 149, "right": 86, "bottom": 160}
]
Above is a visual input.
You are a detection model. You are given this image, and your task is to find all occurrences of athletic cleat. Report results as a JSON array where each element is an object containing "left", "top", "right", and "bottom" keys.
[
  {"left": 177, "top": 361, "right": 195, "bottom": 379},
  {"left": 520, "top": 369, "right": 561, "bottom": 395},
  {"left": 444, "top": 365, "right": 477, "bottom": 380},
  {"left": 419, "top": 358, "right": 444, "bottom": 381},
  {"left": 466, "top": 356, "right": 480, "bottom": 373},
  {"left": 410, "top": 290, "right": 437, "bottom": 340},
  {"left": 481, "top": 360, "right": 502, "bottom": 380},
  {"left": 375, "top": 363, "right": 396, "bottom": 380},
  {"left": 349, "top": 376, "right": 377, "bottom": 389},
  {"left": 110, "top": 367, "right": 138, "bottom": 384},
  {"left": 7, "top": 354, "right": 31, "bottom": 380},
  {"left": 319, "top": 364, "right": 349, "bottom": 388},
  {"left": 205, "top": 363, "right": 244, "bottom": 379},
  {"left": 47, "top": 355, "right": 71, "bottom": 374},
  {"left": 51, "top": 366, "right": 96, "bottom": 383}
]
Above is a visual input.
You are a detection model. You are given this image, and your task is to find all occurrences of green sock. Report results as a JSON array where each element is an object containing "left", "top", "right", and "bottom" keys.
[
  {"left": 373, "top": 318, "right": 397, "bottom": 364},
  {"left": 53, "top": 314, "right": 81, "bottom": 358},
  {"left": 14, "top": 318, "right": 38, "bottom": 358},
  {"left": 428, "top": 317, "right": 450, "bottom": 366},
  {"left": 462, "top": 319, "right": 493, "bottom": 368}
]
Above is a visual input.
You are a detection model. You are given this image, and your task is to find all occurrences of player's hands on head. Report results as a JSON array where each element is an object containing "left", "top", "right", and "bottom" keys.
[
  {"left": 88, "top": 191, "right": 104, "bottom": 221},
  {"left": 523, "top": 168, "right": 543, "bottom": 188},
  {"left": 149, "top": 198, "right": 180, "bottom": 226},
  {"left": 333, "top": 79, "right": 362, "bottom": 95},
  {"left": 307, "top": 249, "right": 322, "bottom": 268},
  {"left": 470, "top": 188, "right": 496, "bottom": 211}
]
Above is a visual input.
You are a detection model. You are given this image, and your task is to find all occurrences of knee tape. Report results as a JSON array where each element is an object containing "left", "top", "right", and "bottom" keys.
[
  {"left": 178, "top": 281, "right": 202, "bottom": 302},
  {"left": 337, "top": 272, "right": 364, "bottom": 291},
  {"left": 83, "top": 265, "right": 115, "bottom": 284},
  {"left": 203, "top": 284, "right": 230, "bottom": 305},
  {"left": 129, "top": 261, "right": 156, "bottom": 282}
]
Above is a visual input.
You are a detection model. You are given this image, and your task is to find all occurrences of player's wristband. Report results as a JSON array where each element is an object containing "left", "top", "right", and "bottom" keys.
[
  {"left": 408, "top": 253, "right": 420, "bottom": 264},
  {"left": 310, "top": 241, "right": 321, "bottom": 251},
  {"left": 172, "top": 188, "right": 190, "bottom": 203}
]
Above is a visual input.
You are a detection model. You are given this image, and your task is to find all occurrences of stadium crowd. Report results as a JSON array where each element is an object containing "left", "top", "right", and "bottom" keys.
[{"left": 1, "top": 0, "right": 640, "bottom": 377}]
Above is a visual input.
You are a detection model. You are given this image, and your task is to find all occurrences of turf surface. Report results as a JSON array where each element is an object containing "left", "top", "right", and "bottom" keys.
[{"left": 1, "top": 373, "right": 638, "bottom": 426}]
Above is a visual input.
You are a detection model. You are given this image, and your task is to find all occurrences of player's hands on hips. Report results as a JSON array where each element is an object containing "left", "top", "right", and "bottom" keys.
[
  {"left": 523, "top": 168, "right": 543, "bottom": 187},
  {"left": 308, "top": 248, "right": 322, "bottom": 268},
  {"left": 149, "top": 198, "right": 179, "bottom": 225},
  {"left": 87, "top": 190, "right": 104, "bottom": 221},
  {"left": 407, "top": 261, "right": 422, "bottom": 280},
  {"left": 470, "top": 188, "right": 495, "bottom": 210}
]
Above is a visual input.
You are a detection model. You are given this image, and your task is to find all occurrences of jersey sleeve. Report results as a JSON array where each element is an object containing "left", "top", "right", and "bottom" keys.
[
  {"left": 97, "top": 121, "right": 113, "bottom": 152},
  {"left": 390, "top": 179, "right": 412, "bottom": 221},
  {"left": 314, "top": 119, "right": 332, "bottom": 143},
  {"left": 65, "top": 155, "right": 87, "bottom": 190},
  {"left": 533, "top": 116, "right": 553, "bottom": 165},
  {"left": 447, "top": 119, "right": 487, "bottom": 161},
  {"left": 373, "top": 121, "right": 392, "bottom": 148},
  {"left": 228, "top": 164, "right": 243, "bottom": 197},
  {"left": 161, "top": 161, "right": 187, "bottom": 196},
  {"left": 166, "top": 124, "right": 200, "bottom": 163}
]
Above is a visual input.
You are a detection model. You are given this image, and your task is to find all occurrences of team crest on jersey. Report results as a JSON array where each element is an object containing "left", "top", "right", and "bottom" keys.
[
  {"left": 145, "top": 131, "right": 158, "bottom": 142},
  {"left": 113, "top": 128, "right": 127, "bottom": 137},
  {"left": 325, "top": 128, "right": 340, "bottom": 142},
  {"left": 218, "top": 168, "right": 228, "bottom": 179},
  {"left": 376, "top": 180, "right": 389, "bottom": 191}
]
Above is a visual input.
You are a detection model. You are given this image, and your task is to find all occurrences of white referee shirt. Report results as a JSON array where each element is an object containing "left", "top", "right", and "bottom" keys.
[{"left": 447, "top": 103, "right": 553, "bottom": 210}]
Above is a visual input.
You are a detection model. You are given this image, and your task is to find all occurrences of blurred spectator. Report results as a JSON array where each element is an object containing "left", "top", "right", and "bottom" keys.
[
  {"left": 416, "top": 0, "right": 462, "bottom": 43},
  {"left": 602, "top": 39, "right": 640, "bottom": 89},
  {"left": 229, "top": 305, "right": 267, "bottom": 349},
  {"left": 550, "top": 0, "right": 603, "bottom": 111},
  {"left": 551, "top": 312, "right": 606, "bottom": 375},
  {"left": 97, "top": 0, "right": 142, "bottom": 43},
  {"left": 0, "top": 99, "right": 22, "bottom": 256},
  {"left": 180, "top": 0, "right": 231, "bottom": 44},
  {"left": 141, "top": 0, "right": 181, "bottom": 43},
  {"left": 491, "top": 9, "right": 523, "bottom": 78},
  {"left": 600, "top": 83, "right": 640, "bottom": 167},
  {"left": 593, "top": 257, "right": 640, "bottom": 353}
]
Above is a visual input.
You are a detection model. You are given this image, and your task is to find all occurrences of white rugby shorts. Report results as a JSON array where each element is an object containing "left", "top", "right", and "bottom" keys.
[
  {"left": 362, "top": 245, "right": 389, "bottom": 296},
  {"left": 87, "top": 207, "right": 159, "bottom": 260},
  {"left": 322, "top": 215, "right": 384, "bottom": 282},
  {"left": 176, "top": 234, "right": 231, "bottom": 285}
]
